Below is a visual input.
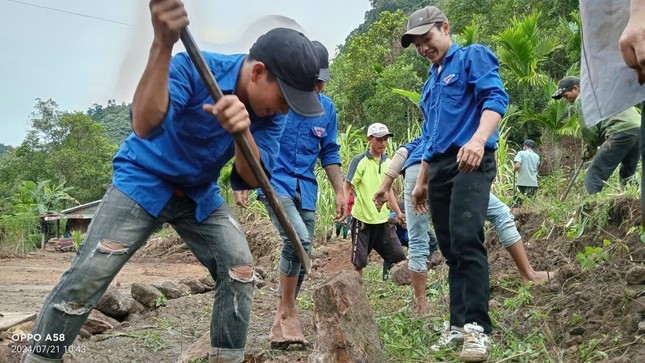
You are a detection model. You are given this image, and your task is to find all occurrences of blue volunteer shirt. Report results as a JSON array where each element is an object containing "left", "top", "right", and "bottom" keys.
[
  {"left": 258, "top": 93, "right": 341, "bottom": 210},
  {"left": 402, "top": 135, "right": 427, "bottom": 170},
  {"left": 112, "top": 52, "right": 286, "bottom": 222},
  {"left": 420, "top": 43, "right": 509, "bottom": 162}
]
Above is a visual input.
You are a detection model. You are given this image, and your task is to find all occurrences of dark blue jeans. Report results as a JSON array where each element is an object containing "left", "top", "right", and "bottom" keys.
[
  {"left": 427, "top": 150, "right": 496, "bottom": 334},
  {"left": 24, "top": 186, "right": 254, "bottom": 363}
]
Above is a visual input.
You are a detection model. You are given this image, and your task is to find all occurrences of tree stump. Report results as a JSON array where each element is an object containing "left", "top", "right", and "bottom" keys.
[{"left": 308, "top": 270, "right": 384, "bottom": 363}]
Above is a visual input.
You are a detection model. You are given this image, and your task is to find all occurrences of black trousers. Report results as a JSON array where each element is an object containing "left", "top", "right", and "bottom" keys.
[
  {"left": 512, "top": 185, "right": 538, "bottom": 208},
  {"left": 585, "top": 127, "right": 640, "bottom": 194},
  {"left": 427, "top": 149, "right": 496, "bottom": 334}
]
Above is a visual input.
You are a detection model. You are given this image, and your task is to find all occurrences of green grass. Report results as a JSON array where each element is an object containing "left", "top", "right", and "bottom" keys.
[
  {"left": 360, "top": 263, "right": 590, "bottom": 362},
  {"left": 362, "top": 264, "right": 450, "bottom": 362}
]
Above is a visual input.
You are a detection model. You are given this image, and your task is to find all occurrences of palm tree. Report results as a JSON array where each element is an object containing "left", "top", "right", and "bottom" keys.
[
  {"left": 453, "top": 21, "right": 482, "bottom": 47},
  {"left": 493, "top": 12, "right": 563, "bottom": 133}
]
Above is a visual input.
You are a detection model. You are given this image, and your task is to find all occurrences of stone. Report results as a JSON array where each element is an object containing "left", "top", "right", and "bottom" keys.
[
  {"left": 621, "top": 313, "right": 641, "bottom": 334},
  {"left": 131, "top": 283, "right": 164, "bottom": 308},
  {"left": 390, "top": 261, "right": 411, "bottom": 286},
  {"left": 624, "top": 285, "right": 645, "bottom": 299},
  {"left": 78, "top": 328, "right": 92, "bottom": 340},
  {"left": 96, "top": 285, "right": 132, "bottom": 319},
  {"left": 199, "top": 274, "right": 216, "bottom": 289},
  {"left": 179, "top": 278, "right": 209, "bottom": 294},
  {"left": 180, "top": 331, "right": 210, "bottom": 363},
  {"left": 625, "top": 266, "right": 645, "bottom": 285},
  {"left": 152, "top": 281, "right": 190, "bottom": 299},
  {"left": 83, "top": 309, "right": 119, "bottom": 334},
  {"left": 625, "top": 296, "right": 645, "bottom": 315}
]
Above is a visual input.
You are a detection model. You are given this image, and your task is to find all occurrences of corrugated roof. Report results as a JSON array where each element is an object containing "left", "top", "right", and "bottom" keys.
[{"left": 61, "top": 200, "right": 101, "bottom": 215}]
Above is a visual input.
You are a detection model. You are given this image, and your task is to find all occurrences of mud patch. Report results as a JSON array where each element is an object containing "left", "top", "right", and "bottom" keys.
[{"left": 488, "top": 197, "right": 645, "bottom": 362}]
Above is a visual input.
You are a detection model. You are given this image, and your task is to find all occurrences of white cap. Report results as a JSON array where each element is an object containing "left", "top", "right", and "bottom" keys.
[{"left": 367, "top": 123, "right": 393, "bottom": 138}]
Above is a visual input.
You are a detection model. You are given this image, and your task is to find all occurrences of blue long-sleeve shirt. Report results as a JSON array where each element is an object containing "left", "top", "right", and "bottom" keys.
[
  {"left": 420, "top": 43, "right": 509, "bottom": 162},
  {"left": 402, "top": 135, "right": 426, "bottom": 170},
  {"left": 259, "top": 93, "right": 341, "bottom": 211},
  {"left": 113, "top": 52, "right": 286, "bottom": 222}
]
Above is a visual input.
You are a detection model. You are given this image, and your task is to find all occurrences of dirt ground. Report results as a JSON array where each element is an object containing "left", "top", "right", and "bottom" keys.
[
  {"left": 1, "top": 200, "right": 645, "bottom": 362},
  {"left": 0, "top": 251, "right": 209, "bottom": 313}
]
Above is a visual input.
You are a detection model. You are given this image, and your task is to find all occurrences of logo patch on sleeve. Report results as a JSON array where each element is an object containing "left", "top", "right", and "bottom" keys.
[{"left": 313, "top": 126, "right": 326, "bottom": 136}]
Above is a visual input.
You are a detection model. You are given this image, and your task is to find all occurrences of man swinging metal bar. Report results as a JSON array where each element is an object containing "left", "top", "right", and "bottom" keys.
[{"left": 22, "top": 1, "right": 320, "bottom": 362}]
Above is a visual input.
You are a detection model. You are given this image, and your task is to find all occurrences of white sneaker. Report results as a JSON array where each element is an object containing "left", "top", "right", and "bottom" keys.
[
  {"left": 459, "top": 323, "right": 490, "bottom": 362},
  {"left": 430, "top": 321, "right": 465, "bottom": 352}
]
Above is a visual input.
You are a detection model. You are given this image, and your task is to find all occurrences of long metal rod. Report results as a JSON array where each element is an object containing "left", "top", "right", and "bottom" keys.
[
  {"left": 560, "top": 159, "right": 586, "bottom": 201},
  {"left": 179, "top": 27, "right": 311, "bottom": 273}
]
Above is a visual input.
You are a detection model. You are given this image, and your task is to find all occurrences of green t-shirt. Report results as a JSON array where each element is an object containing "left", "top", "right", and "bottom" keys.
[
  {"left": 576, "top": 98, "right": 641, "bottom": 148},
  {"left": 346, "top": 151, "right": 391, "bottom": 224}
]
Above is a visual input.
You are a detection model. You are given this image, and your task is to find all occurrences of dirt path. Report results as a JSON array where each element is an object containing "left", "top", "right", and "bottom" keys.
[
  {"left": 0, "top": 234, "right": 352, "bottom": 363},
  {"left": 0, "top": 250, "right": 209, "bottom": 313}
]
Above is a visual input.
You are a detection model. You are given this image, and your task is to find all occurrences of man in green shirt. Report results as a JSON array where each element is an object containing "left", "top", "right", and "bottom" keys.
[
  {"left": 344, "top": 123, "right": 406, "bottom": 278},
  {"left": 553, "top": 76, "right": 641, "bottom": 194}
]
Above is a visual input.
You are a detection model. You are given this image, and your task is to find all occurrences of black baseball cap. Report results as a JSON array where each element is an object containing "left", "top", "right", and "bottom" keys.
[
  {"left": 250, "top": 28, "right": 323, "bottom": 117},
  {"left": 311, "top": 41, "right": 330, "bottom": 82},
  {"left": 551, "top": 76, "right": 580, "bottom": 99}
]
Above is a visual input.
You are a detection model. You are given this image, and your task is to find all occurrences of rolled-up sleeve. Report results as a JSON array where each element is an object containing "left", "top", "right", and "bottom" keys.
[
  {"left": 467, "top": 45, "right": 509, "bottom": 117},
  {"left": 136, "top": 53, "right": 194, "bottom": 140}
]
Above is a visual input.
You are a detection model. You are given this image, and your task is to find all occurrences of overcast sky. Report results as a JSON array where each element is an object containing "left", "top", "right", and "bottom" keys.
[{"left": 0, "top": 0, "right": 371, "bottom": 146}]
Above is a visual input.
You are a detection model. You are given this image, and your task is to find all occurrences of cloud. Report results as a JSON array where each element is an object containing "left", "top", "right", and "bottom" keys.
[{"left": 113, "top": 3, "right": 306, "bottom": 104}]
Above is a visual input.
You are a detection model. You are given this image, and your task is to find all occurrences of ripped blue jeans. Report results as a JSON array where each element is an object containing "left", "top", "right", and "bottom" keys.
[{"left": 23, "top": 185, "right": 254, "bottom": 363}]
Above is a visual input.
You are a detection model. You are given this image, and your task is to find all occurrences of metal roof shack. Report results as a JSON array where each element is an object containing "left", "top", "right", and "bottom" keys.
[
  {"left": 61, "top": 200, "right": 101, "bottom": 224},
  {"left": 38, "top": 200, "right": 101, "bottom": 250}
]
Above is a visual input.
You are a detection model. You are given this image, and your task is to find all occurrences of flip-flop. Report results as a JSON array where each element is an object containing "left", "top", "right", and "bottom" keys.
[
  {"left": 270, "top": 340, "right": 307, "bottom": 350},
  {"left": 270, "top": 341, "right": 291, "bottom": 350}
]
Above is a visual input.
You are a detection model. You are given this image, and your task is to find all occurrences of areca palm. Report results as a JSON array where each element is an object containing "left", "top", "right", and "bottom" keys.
[
  {"left": 494, "top": 12, "right": 561, "bottom": 88},
  {"left": 493, "top": 11, "right": 563, "bottom": 125},
  {"left": 559, "top": 10, "right": 581, "bottom": 67},
  {"left": 453, "top": 21, "right": 482, "bottom": 47}
]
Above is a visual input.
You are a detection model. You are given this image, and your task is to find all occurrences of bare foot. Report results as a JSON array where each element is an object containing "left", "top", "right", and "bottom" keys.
[
  {"left": 524, "top": 270, "right": 550, "bottom": 285},
  {"left": 280, "top": 313, "right": 306, "bottom": 344},
  {"left": 412, "top": 297, "right": 429, "bottom": 317},
  {"left": 268, "top": 312, "right": 283, "bottom": 342}
]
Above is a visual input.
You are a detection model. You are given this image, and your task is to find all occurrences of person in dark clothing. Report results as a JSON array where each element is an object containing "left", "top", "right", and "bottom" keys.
[{"left": 402, "top": 5, "right": 509, "bottom": 362}]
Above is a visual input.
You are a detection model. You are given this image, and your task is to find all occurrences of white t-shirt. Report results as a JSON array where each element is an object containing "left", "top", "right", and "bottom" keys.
[{"left": 514, "top": 150, "right": 540, "bottom": 187}]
